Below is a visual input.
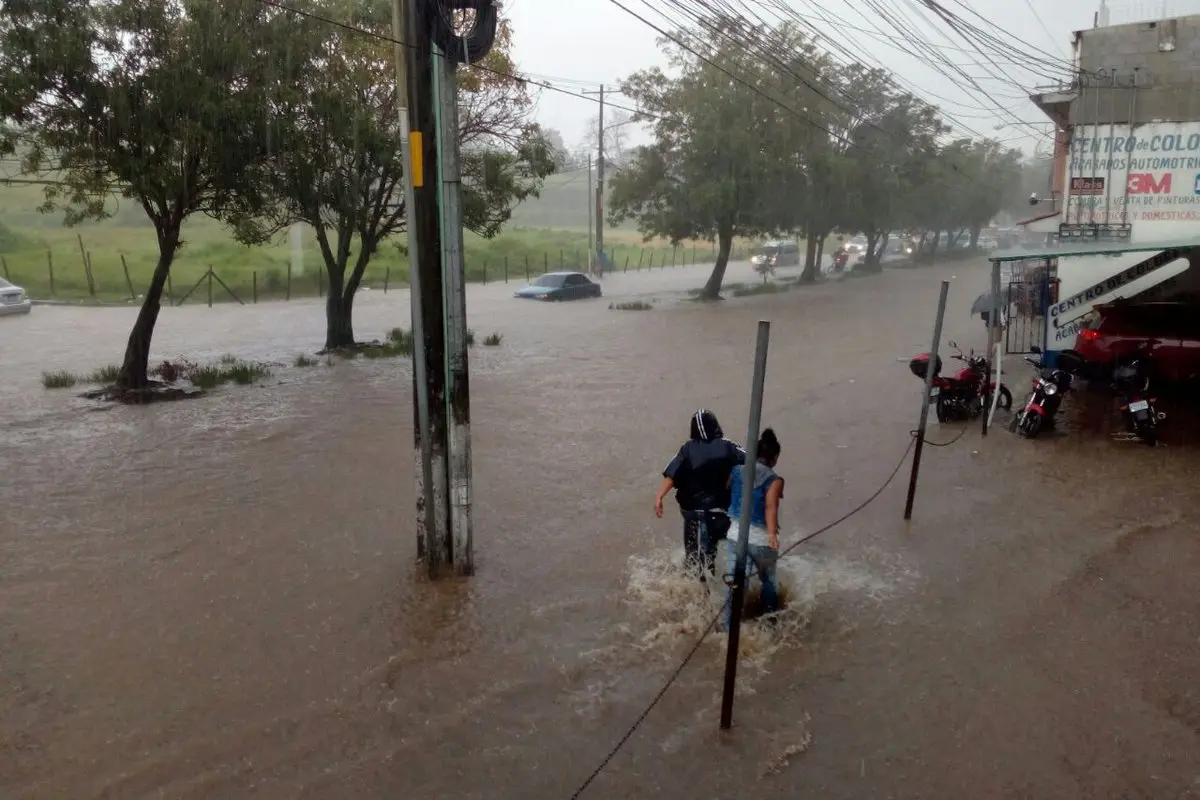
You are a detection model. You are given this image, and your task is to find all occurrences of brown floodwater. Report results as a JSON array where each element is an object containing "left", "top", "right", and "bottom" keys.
[{"left": 2, "top": 259, "right": 1198, "bottom": 799}]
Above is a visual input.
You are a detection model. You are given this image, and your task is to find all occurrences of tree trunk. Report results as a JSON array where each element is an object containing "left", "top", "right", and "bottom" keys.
[
  {"left": 324, "top": 266, "right": 355, "bottom": 349},
  {"left": 815, "top": 236, "right": 825, "bottom": 275},
  {"left": 800, "top": 231, "right": 820, "bottom": 283},
  {"left": 117, "top": 226, "right": 180, "bottom": 390},
  {"left": 866, "top": 231, "right": 881, "bottom": 264},
  {"left": 700, "top": 229, "right": 734, "bottom": 299},
  {"left": 969, "top": 226, "right": 981, "bottom": 248}
]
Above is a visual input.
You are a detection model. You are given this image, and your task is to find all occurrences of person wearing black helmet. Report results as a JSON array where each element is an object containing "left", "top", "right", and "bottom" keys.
[{"left": 654, "top": 409, "right": 746, "bottom": 579}]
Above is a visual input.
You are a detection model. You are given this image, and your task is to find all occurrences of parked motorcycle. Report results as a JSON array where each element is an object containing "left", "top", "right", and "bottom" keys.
[
  {"left": 1010, "top": 346, "right": 1081, "bottom": 438},
  {"left": 1112, "top": 339, "right": 1165, "bottom": 446},
  {"left": 907, "top": 342, "right": 1012, "bottom": 422}
]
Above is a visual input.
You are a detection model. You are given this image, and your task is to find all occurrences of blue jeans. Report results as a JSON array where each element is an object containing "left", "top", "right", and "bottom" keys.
[{"left": 721, "top": 539, "right": 779, "bottom": 631}]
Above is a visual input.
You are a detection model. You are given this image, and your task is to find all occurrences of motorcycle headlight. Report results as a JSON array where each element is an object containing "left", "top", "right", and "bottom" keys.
[{"left": 1043, "top": 384, "right": 1058, "bottom": 396}]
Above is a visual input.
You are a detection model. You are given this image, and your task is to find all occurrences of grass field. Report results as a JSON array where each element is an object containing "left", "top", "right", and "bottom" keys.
[{"left": 0, "top": 172, "right": 758, "bottom": 302}]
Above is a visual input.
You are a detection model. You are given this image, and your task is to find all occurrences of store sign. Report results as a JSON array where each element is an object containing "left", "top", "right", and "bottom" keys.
[
  {"left": 1069, "top": 176, "right": 1105, "bottom": 195},
  {"left": 1127, "top": 172, "right": 1172, "bottom": 194},
  {"left": 1066, "top": 122, "right": 1200, "bottom": 222},
  {"left": 1049, "top": 257, "right": 1173, "bottom": 328}
]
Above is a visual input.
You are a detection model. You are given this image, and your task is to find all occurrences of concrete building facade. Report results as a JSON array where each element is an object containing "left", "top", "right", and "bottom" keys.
[{"left": 1019, "top": 6, "right": 1200, "bottom": 350}]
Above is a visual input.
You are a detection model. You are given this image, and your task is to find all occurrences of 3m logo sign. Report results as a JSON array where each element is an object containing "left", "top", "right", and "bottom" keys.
[{"left": 1127, "top": 173, "right": 1172, "bottom": 194}]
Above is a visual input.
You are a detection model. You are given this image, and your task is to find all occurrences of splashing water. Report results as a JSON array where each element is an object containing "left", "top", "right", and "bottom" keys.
[{"left": 624, "top": 540, "right": 891, "bottom": 671}]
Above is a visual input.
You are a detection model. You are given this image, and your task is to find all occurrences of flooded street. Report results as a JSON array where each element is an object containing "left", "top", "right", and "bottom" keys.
[{"left": 2, "top": 259, "right": 1198, "bottom": 799}]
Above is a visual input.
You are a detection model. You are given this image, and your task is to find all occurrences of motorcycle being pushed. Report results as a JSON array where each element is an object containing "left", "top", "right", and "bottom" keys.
[
  {"left": 1112, "top": 339, "right": 1166, "bottom": 446},
  {"left": 1010, "top": 346, "right": 1084, "bottom": 439},
  {"left": 908, "top": 341, "right": 1012, "bottom": 423}
]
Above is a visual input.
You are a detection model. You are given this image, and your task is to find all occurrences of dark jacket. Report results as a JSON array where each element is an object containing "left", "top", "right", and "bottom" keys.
[{"left": 663, "top": 410, "right": 746, "bottom": 512}]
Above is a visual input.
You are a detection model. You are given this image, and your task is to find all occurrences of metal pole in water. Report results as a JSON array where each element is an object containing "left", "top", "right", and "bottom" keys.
[
  {"left": 719, "top": 319, "right": 770, "bottom": 731},
  {"left": 435, "top": 42, "right": 474, "bottom": 575},
  {"left": 904, "top": 281, "right": 949, "bottom": 520}
]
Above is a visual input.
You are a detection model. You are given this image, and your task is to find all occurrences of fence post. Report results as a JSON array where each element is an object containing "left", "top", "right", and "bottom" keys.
[
  {"left": 624, "top": 254, "right": 629, "bottom": 272},
  {"left": 253, "top": 271, "right": 259, "bottom": 304},
  {"left": 0, "top": 255, "right": 8, "bottom": 281},
  {"left": 543, "top": 252, "right": 548, "bottom": 274},
  {"left": 504, "top": 255, "right": 508, "bottom": 283},
  {"left": 47, "top": 250, "right": 55, "bottom": 295},
  {"left": 120, "top": 254, "right": 136, "bottom": 300},
  {"left": 207, "top": 267, "right": 214, "bottom": 307},
  {"left": 559, "top": 249, "right": 564, "bottom": 269},
  {"left": 525, "top": 254, "right": 530, "bottom": 280},
  {"left": 649, "top": 251, "right": 655, "bottom": 269},
  {"left": 76, "top": 235, "right": 90, "bottom": 295},
  {"left": 384, "top": 266, "right": 390, "bottom": 293},
  {"left": 672, "top": 246, "right": 677, "bottom": 268},
  {"left": 482, "top": 258, "right": 488, "bottom": 285},
  {"left": 637, "top": 248, "right": 644, "bottom": 269},
  {"left": 286, "top": 262, "right": 292, "bottom": 301}
]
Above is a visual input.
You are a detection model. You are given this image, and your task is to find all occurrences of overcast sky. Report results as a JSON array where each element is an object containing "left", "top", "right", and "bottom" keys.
[{"left": 503, "top": 0, "right": 1200, "bottom": 157}]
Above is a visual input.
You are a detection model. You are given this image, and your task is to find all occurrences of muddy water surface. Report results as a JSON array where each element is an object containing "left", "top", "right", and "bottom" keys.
[{"left": 2, "top": 259, "right": 1199, "bottom": 799}]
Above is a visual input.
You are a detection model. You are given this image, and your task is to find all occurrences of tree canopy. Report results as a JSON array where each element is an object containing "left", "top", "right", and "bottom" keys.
[
  {"left": 0, "top": 0, "right": 284, "bottom": 388},
  {"left": 1, "top": 0, "right": 557, "bottom": 374},
  {"left": 608, "top": 18, "right": 1025, "bottom": 297},
  {"left": 245, "top": 4, "right": 555, "bottom": 348}
]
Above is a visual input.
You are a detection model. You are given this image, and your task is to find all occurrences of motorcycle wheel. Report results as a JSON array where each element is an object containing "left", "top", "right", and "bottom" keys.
[
  {"left": 983, "top": 386, "right": 1014, "bottom": 413},
  {"left": 1009, "top": 411, "right": 1022, "bottom": 432},
  {"left": 935, "top": 396, "right": 949, "bottom": 423},
  {"left": 1020, "top": 412, "right": 1043, "bottom": 439}
]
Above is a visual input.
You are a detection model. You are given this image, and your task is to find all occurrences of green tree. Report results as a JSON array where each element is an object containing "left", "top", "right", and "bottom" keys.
[
  {"left": 834, "top": 71, "right": 946, "bottom": 269},
  {"left": 609, "top": 22, "right": 828, "bottom": 299},
  {"left": 251, "top": 4, "right": 555, "bottom": 348},
  {"left": 0, "top": 0, "right": 281, "bottom": 390}
]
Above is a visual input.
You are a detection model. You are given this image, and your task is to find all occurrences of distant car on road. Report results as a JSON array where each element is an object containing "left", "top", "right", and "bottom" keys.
[
  {"left": 0, "top": 277, "right": 32, "bottom": 317},
  {"left": 750, "top": 240, "right": 801, "bottom": 268},
  {"left": 514, "top": 271, "right": 602, "bottom": 302}
]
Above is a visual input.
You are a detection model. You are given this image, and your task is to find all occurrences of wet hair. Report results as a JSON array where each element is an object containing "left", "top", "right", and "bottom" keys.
[
  {"left": 689, "top": 409, "right": 724, "bottom": 442},
  {"left": 757, "top": 428, "right": 781, "bottom": 462}
]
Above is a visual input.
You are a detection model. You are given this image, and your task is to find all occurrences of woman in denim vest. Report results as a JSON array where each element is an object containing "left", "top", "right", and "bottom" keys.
[{"left": 721, "top": 428, "right": 783, "bottom": 631}]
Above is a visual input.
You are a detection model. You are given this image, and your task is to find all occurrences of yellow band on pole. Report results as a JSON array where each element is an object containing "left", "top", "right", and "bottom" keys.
[{"left": 410, "top": 131, "right": 424, "bottom": 187}]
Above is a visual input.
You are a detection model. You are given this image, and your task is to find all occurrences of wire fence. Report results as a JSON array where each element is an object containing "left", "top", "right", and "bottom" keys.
[{"left": 0, "top": 242, "right": 758, "bottom": 305}]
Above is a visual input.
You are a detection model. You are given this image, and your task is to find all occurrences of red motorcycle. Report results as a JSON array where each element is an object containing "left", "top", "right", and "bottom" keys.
[
  {"left": 832, "top": 250, "right": 850, "bottom": 272},
  {"left": 908, "top": 341, "right": 1013, "bottom": 422}
]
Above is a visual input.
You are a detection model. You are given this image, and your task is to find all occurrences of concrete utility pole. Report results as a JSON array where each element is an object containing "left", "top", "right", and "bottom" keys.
[
  {"left": 583, "top": 85, "right": 606, "bottom": 270},
  {"left": 586, "top": 153, "right": 594, "bottom": 273},
  {"left": 596, "top": 84, "right": 605, "bottom": 267},
  {"left": 399, "top": 0, "right": 451, "bottom": 575},
  {"left": 434, "top": 43, "right": 474, "bottom": 575}
]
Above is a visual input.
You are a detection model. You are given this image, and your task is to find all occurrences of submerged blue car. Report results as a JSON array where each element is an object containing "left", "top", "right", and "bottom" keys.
[{"left": 514, "top": 271, "right": 602, "bottom": 301}]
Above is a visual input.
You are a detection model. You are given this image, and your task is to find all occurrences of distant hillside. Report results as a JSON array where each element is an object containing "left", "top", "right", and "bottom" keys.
[
  {"left": 0, "top": 163, "right": 634, "bottom": 236},
  {"left": 506, "top": 167, "right": 633, "bottom": 232}
]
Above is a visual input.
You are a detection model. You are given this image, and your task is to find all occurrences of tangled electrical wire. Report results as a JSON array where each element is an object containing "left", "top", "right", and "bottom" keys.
[
  {"left": 567, "top": 426, "right": 952, "bottom": 799},
  {"left": 425, "top": 0, "right": 498, "bottom": 64}
]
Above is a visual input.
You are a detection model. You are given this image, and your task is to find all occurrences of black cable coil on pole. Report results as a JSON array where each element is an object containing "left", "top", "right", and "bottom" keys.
[{"left": 425, "top": 0, "right": 499, "bottom": 64}]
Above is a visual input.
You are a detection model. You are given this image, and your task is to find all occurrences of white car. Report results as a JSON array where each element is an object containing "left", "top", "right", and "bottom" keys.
[{"left": 0, "top": 277, "right": 31, "bottom": 317}]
